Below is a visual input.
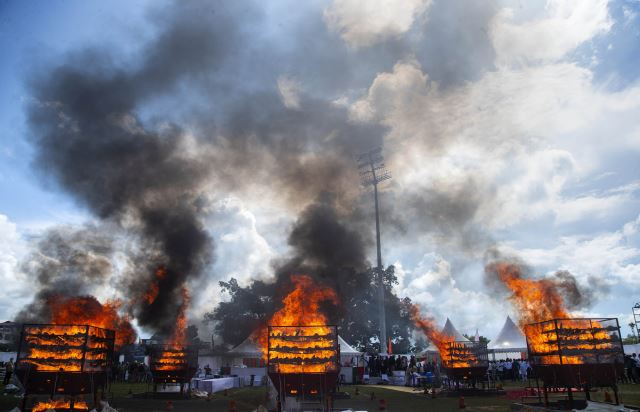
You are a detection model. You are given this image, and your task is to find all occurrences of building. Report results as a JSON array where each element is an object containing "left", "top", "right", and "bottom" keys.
[{"left": 0, "top": 321, "right": 19, "bottom": 350}]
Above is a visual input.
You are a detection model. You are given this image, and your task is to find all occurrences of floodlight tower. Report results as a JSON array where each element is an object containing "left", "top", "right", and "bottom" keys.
[{"left": 357, "top": 147, "right": 391, "bottom": 354}]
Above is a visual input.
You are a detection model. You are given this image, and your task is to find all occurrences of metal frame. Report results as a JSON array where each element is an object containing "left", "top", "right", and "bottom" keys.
[
  {"left": 15, "top": 323, "right": 115, "bottom": 412},
  {"left": 525, "top": 317, "right": 624, "bottom": 408},
  {"left": 267, "top": 325, "right": 340, "bottom": 412},
  {"left": 148, "top": 344, "right": 198, "bottom": 395},
  {"left": 357, "top": 147, "right": 391, "bottom": 355},
  {"left": 632, "top": 303, "right": 640, "bottom": 344}
]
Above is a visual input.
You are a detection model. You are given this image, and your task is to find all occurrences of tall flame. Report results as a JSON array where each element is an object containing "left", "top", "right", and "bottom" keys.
[
  {"left": 487, "top": 262, "right": 569, "bottom": 325},
  {"left": 153, "top": 286, "right": 189, "bottom": 371},
  {"left": 488, "top": 262, "right": 612, "bottom": 365},
  {"left": 258, "top": 275, "right": 339, "bottom": 373},
  {"left": 409, "top": 305, "right": 475, "bottom": 368},
  {"left": 48, "top": 295, "right": 136, "bottom": 348}
]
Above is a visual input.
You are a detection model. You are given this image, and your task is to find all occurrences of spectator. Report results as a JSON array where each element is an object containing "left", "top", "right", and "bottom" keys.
[{"left": 3, "top": 358, "right": 14, "bottom": 385}]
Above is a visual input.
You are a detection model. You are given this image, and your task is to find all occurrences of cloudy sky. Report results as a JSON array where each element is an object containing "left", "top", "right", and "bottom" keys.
[{"left": 1, "top": 0, "right": 639, "bottom": 341}]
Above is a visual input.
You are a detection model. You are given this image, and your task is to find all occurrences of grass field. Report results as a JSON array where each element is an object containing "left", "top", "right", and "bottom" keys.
[{"left": 3, "top": 381, "right": 640, "bottom": 411}]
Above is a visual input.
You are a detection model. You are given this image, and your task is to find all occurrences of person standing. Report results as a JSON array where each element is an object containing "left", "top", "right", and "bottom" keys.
[{"left": 3, "top": 358, "right": 14, "bottom": 385}]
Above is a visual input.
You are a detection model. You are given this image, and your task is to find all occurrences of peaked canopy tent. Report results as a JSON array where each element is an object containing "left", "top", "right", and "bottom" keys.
[
  {"left": 418, "top": 318, "right": 469, "bottom": 361},
  {"left": 489, "top": 316, "right": 527, "bottom": 360},
  {"left": 441, "top": 318, "right": 469, "bottom": 342}
]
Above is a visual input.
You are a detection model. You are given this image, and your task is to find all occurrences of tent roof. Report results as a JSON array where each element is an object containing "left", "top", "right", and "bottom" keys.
[
  {"left": 228, "top": 336, "right": 261, "bottom": 356},
  {"left": 441, "top": 318, "right": 469, "bottom": 342},
  {"left": 489, "top": 316, "right": 526, "bottom": 349},
  {"left": 338, "top": 336, "right": 361, "bottom": 355}
]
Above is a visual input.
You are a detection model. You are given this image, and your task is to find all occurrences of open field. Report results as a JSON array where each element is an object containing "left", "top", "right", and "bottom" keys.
[{"left": 3, "top": 381, "right": 640, "bottom": 411}]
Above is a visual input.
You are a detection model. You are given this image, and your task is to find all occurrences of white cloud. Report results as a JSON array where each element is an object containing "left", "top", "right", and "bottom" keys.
[
  {"left": 277, "top": 75, "right": 302, "bottom": 110},
  {"left": 0, "top": 214, "right": 29, "bottom": 320},
  {"left": 491, "top": 0, "right": 612, "bottom": 64},
  {"left": 324, "top": 0, "right": 431, "bottom": 48},
  {"left": 394, "top": 254, "right": 513, "bottom": 339},
  {"left": 503, "top": 214, "right": 640, "bottom": 285},
  {"left": 189, "top": 197, "right": 277, "bottom": 320}
]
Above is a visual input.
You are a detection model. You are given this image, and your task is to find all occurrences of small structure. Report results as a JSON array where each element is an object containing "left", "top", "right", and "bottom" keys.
[
  {"left": 525, "top": 317, "right": 624, "bottom": 407},
  {"left": 15, "top": 324, "right": 115, "bottom": 411}
]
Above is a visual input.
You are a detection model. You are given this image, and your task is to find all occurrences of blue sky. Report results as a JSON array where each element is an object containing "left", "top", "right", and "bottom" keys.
[{"left": 1, "top": 0, "right": 639, "bottom": 341}]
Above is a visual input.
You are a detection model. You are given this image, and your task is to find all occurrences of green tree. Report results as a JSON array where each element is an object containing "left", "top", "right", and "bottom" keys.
[{"left": 204, "top": 265, "right": 420, "bottom": 353}]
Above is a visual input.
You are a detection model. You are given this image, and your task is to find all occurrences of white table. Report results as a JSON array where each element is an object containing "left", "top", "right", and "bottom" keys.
[{"left": 199, "top": 377, "right": 238, "bottom": 393}]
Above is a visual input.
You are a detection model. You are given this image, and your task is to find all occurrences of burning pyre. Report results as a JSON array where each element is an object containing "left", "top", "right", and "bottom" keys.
[
  {"left": 488, "top": 262, "right": 622, "bottom": 365},
  {"left": 258, "top": 275, "right": 339, "bottom": 374},
  {"left": 148, "top": 286, "right": 197, "bottom": 387},
  {"left": 488, "top": 261, "right": 624, "bottom": 401},
  {"left": 17, "top": 324, "right": 114, "bottom": 373},
  {"left": 32, "top": 400, "right": 89, "bottom": 412},
  {"left": 259, "top": 275, "right": 340, "bottom": 402},
  {"left": 409, "top": 305, "right": 486, "bottom": 370}
]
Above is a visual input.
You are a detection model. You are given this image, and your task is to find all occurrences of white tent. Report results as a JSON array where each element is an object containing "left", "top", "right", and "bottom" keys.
[
  {"left": 489, "top": 316, "right": 526, "bottom": 350},
  {"left": 338, "top": 335, "right": 360, "bottom": 356},
  {"left": 228, "top": 336, "right": 262, "bottom": 357},
  {"left": 441, "top": 318, "right": 469, "bottom": 341}
]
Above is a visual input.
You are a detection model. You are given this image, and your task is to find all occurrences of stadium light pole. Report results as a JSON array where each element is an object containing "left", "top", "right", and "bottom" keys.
[{"left": 357, "top": 147, "right": 391, "bottom": 355}]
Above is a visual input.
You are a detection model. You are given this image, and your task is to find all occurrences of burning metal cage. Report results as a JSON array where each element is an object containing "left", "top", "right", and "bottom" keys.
[
  {"left": 15, "top": 324, "right": 115, "bottom": 411},
  {"left": 525, "top": 317, "right": 624, "bottom": 405},
  {"left": 442, "top": 340, "right": 489, "bottom": 380},
  {"left": 267, "top": 325, "right": 340, "bottom": 400},
  {"left": 148, "top": 344, "right": 198, "bottom": 387}
]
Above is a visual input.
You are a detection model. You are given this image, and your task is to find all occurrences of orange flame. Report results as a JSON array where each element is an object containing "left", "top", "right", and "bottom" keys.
[
  {"left": 154, "top": 286, "right": 189, "bottom": 371},
  {"left": 143, "top": 266, "right": 167, "bottom": 304},
  {"left": 32, "top": 400, "right": 88, "bottom": 412},
  {"left": 488, "top": 262, "right": 613, "bottom": 365},
  {"left": 48, "top": 295, "right": 136, "bottom": 349},
  {"left": 258, "top": 275, "right": 339, "bottom": 373},
  {"left": 409, "top": 305, "right": 476, "bottom": 368}
]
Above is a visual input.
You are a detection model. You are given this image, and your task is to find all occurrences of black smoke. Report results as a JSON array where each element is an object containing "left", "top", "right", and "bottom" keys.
[
  {"left": 17, "top": 225, "right": 114, "bottom": 323},
  {"left": 22, "top": 1, "right": 388, "bottom": 336}
]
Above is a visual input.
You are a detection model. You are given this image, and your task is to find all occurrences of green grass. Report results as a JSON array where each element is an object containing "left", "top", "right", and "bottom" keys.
[{"left": 3, "top": 381, "right": 640, "bottom": 411}]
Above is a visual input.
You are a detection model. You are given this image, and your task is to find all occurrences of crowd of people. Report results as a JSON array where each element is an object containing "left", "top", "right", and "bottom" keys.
[
  {"left": 110, "top": 361, "right": 151, "bottom": 383},
  {"left": 487, "top": 358, "right": 531, "bottom": 382},
  {"left": 622, "top": 353, "right": 640, "bottom": 383}
]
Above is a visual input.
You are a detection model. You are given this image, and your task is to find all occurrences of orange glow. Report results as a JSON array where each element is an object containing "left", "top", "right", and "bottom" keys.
[
  {"left": 153, "top": 286, "right": 189, "bottom": 371},
  {"left": 48, "top": 295, "right": 136, "bottom": 348},
  {"left": 144, "top": 266, "right": 167, "bottom": 304},
  {"left": 489, "top": 262, "right": 613, "bottom": 364},
  {"left": 258, "top": 275, "right": 339, "bottom": 374},
  {"left": 21, "top": 324, "right": 111, "bottom": 372},
  {"left": 409, "top": 305, "right": 475, "bottom": 368},
  {"left": 32, "top": 400, "right": 88, "bottom": 412}
]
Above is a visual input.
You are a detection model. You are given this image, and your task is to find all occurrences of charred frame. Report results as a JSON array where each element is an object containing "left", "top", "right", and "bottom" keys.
[
  {"left": 525, "top": 317, "right": 624, "bottom": 406},
  {"left": 442, "top": 340, "right": 489, "bottom": 381},
  {"left": 15, "top": 324, "right": 115, "bottom": 411}
]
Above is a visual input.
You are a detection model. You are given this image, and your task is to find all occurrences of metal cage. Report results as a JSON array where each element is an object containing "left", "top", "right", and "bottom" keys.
[
  {"left": 442, "top": 340, "right": 489, "bottom": 380},
  {"left": 525, "top": 317, "right": 624, "bottom": 403},
  {"left": 15, "top": 324, "right": 115, "bottom": 411}
]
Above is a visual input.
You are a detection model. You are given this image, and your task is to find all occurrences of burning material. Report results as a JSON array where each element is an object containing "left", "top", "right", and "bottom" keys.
[
  {"left": 148, "top": 288, "right": 197, "bottom": 389},
  {"left": 409, "top": 305, "right": 487, "bottom": 374},
  {"left": 32, "top": 400, "right": 89, "bottom": 412},
  {"left": 261, "top": 275, "right": 340, "bottom": 401},
  {"left": 486, "top": 262, "right": 622, "bottom": 366},
  {"left": 17, "top": 324, "right": 115, "bottom": 373},
  {"left": 257, "top": 274, "right": 339, "bottom": 366},
  {"left": 526, "top": 318, "right": 623, "bottom": 366},
  {"left": 48, "top": 295, "right": 136, "bottom": 349},
  {"left": 267, "top": 326, "right": 339, "bottom": 374},
  {"left": 488, "top": 261, "right": 624, "bottom": 404},
  {"left": 15, "top": 323, "right": 114, "bottom": 412}
]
